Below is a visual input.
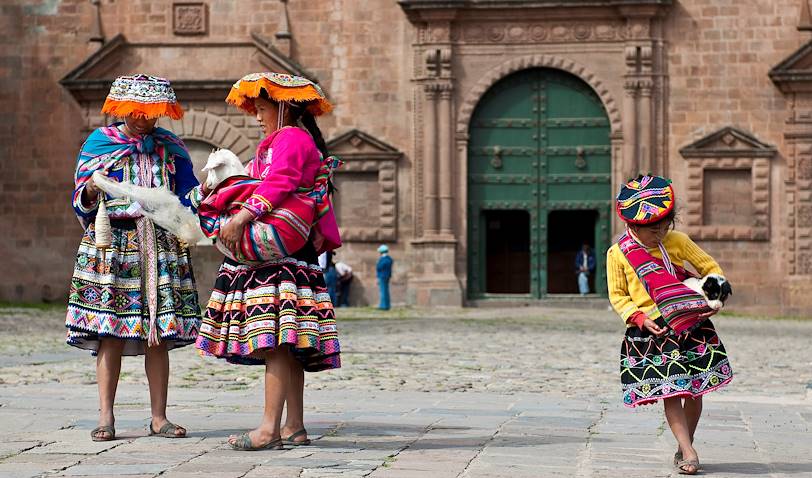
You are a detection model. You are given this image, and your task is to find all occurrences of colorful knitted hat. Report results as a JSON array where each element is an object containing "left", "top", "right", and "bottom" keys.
[
  {"left": 616, "top": 175, "right": 675, "bottom": 225},
  {"left": 226, "top": 72, "right": 332, "bottom": 116},
  {"left": 101, "top": 74, "right": 183, "bottom": 120}
]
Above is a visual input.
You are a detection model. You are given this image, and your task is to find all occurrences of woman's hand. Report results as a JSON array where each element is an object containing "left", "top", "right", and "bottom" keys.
[
  {"left": 642, "top": 318, "right": 668, "bottom": 337},
  {"left": 218, "top": 208, "right": 254, "bottom": 252},
  {"left": 86, "top": 176, "right": 100, "bottom": 195},
  {"left": 81, "top": 175, "right": 102, "bottom": 206}
]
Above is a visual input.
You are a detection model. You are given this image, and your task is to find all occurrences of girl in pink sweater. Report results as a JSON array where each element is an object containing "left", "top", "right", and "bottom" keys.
[{"left": 195, "top": 72, "right": 341, "bottom": 451}]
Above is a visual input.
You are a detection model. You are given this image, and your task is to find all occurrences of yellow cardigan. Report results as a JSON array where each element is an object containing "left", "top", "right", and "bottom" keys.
[{"left": 606, "top": 230, "right": 723, "bottom": 326}]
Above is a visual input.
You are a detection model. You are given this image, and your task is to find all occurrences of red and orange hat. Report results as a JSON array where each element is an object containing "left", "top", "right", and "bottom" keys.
[
  {"left": 101, "top": 74, "right": 183, "bottom": 120},
  {"left": 226, "top": 72, "right": 332, "bottom": 116}
]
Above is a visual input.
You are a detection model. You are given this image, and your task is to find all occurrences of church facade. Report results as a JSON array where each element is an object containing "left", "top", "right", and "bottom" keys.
[{"left": 2, "top": 0, "right": 811, "bottom": 315}]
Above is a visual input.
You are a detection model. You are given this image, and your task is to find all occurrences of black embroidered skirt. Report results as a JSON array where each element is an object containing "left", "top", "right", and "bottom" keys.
[{"left": 620, "top": 317, "right": 733, "bottom": 407}]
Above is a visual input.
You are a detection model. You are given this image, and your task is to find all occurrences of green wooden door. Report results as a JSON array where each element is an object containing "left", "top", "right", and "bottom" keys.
[{"left": 467, "top": 68, "right": 612, "bottom": 299}]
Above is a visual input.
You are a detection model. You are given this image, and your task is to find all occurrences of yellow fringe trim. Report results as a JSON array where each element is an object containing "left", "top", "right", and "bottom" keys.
[
  {"left": 101, "top": 99, "right": 184, "bottom": 120},
  {"left": 226, "top": 77, "right": 333, "bottom": 116}
]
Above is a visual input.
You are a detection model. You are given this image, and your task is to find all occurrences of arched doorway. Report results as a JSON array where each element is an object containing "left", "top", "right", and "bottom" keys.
[{"left": 467, "top": 68, "right": 612, "bottom": 299}]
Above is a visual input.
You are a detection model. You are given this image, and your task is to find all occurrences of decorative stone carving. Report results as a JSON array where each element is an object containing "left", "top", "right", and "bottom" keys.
[
  {"left": 679, "top": 127, "right": 776, "bottom": 241},
  {"left": 327, "top": 130, "right": 403, "bottom": 242},
  {"left": 173, "top": 3, "right": 207, "bottom": 36},
  {"left": 425, "top": 47, "right": 452, "bottom": 79},
  {"left": 458, "top": 21, "right": 624, "bottom": 44}
]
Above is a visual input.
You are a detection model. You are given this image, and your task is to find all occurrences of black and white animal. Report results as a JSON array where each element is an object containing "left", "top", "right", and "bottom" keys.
[{"left": 682, "top": 274, "right": 733, "bottom": 310}]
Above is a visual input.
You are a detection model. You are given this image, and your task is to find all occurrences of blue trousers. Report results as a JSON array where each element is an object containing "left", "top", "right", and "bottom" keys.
[
  {"left": 577, "top": 272, "right": 590, "bottom": 295},
  {"left": 378, "top": 278, "right": 390, "bottom": 310},
  {"left": 325, "top": 268, "right": 338, "bottom": 305}
]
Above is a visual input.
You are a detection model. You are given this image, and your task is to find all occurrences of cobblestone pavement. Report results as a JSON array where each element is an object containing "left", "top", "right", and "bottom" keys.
[{"left": 0, "top": 306, "right": 810, "bottom": 477}]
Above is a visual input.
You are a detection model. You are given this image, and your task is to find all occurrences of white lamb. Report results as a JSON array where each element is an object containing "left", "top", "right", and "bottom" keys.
[
  {"left": 92, "top": 171, "right": 209, "bottom": 245},
  {"left": 202, "top": 148, "right": 246, "bottom": 190},
  {"left": 91, "top": 149, "right": 246, "bottom": 246}
]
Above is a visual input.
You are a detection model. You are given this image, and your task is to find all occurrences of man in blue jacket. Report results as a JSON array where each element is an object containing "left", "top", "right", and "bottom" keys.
[
  {"left": 574, "top": 242, "right": 596, "bottom": 295},
  {"left": 376, "top": 245, "right": 393, "bottom": 310}
]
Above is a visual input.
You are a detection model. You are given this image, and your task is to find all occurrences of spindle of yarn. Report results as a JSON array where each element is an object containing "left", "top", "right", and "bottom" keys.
[{"left": 94, "top": 197, "right": 112, "bottom": 262}]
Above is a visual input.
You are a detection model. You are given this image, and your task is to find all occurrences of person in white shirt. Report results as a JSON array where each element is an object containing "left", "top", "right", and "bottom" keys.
[{"left": 334, "top": 260, "right": 353, "bottom": 307}]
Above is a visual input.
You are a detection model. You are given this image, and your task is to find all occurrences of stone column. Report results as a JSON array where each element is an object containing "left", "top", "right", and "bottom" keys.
[
  {"left": 638, "top": 79, "right": 653, "bottom": 174},
  {"left": 423, "top": 84, "right": 439, "bottom": 235},
  {"left": 438, "top": 84, "right": 454, "bottom": 236},
  {"left": 622, "top": 79, "right": 638, "bottom": 179}
]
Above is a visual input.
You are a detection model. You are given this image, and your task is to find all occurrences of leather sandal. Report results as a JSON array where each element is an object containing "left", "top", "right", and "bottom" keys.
[
  {"left": 282, "top": 428, "right": 311, "bottom": 446},
  {"left": 676, "top": 459, "right": 700, "bottom": 475},
  {"left": 149, "top": 421, "right": 186, "bottom": 438},
  {"left": 90, "top": 425, "right": 115, "bottom": 442},
  {"left": 229, "top": 434, "right": 284, "bottom": 451}
]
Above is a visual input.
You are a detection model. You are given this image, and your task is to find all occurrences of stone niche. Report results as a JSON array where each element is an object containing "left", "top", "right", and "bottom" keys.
[
  {"left": 679, "top": 127, "right": 776, "bottom": 240},
  {"left": 326, "top": 129, "right": 402, "bottom": 242}
]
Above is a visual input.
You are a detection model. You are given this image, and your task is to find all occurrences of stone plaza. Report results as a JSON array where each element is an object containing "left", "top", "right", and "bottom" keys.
[{"left": 0, "top": 305, "right": 810, "bottom": 477}]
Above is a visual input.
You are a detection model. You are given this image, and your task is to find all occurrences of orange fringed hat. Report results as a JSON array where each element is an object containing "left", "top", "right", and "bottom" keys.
[
  {"left": 226, "top": 72, "right": 332, "bottom": 116},
  {"left": 101, "top": 74, "right": 184, "bottom": 120}
]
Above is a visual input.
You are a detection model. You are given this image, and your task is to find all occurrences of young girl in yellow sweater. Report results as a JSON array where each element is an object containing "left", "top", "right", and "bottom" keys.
[{"left": 607, "top": 175, "right": 733, "bottom": 475}]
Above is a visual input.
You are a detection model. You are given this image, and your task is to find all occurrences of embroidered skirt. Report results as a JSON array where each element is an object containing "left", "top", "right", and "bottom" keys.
[
  {"left": 65, "top": 220, "right": 201, "bottom": 356},
  {"left": 194, "top": 253, "right": 341, "bottom": 371},
  {"left": 620, "top": 317, "right": 732, "bottom": 407}
]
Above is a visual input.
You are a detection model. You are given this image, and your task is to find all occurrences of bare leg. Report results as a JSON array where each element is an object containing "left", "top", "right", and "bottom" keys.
[
  {"left": 228, "top": 347, "right": 290, "bottom": 446},
  {"left": 664, "top": 397, "right": 699, "bottom": 473},
  {"left": 683, "top": 396, "right": 703, "bottom": 444},
  {"left": 95, "top": 338, "right": 125, "bottom": 439},
  {"left": 281, "top": 354, "right": 307, "bottom": 442},
  {"left": 676, "top": 396, "right": 703, "bottom": 456},
  {"left": 145, "top": 342, "right": 185, "bottom": 437}
]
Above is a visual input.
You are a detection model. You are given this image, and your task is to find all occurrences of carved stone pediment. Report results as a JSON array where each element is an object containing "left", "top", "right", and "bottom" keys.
[
  {"left": 327, "top": 129, "right": 402, "bottom": 159},
  {"left": 399, "top": 0, "right": 672, "bottom": 44},
  {"left": 398, "top": 0, "right": 672, "bottom": 17},
  {"left": 59, "top": 33, "right": 317, "bottom": 102},
  {"left": 679, "top": 126, "right": 775, "bottom": 241},
  {"left": 679, "top": 126, "right": 777, "bottom": 159},
  {"left": 327, "top": 130, "right": 402, "bottom": 242},
  {"left": 770, "top": 40, "right": 812, "bottom": 93}
]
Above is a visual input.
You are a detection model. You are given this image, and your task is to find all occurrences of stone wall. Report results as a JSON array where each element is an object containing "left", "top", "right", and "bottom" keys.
[
  {"left": 665, "top": 0, "right": 808, "bottom": 314},
  {"left": 0, "top": 0, "right": 414, "bottom": 307},
  {"left": 2, "top": 0, "right": 812, "bottom": 315}
]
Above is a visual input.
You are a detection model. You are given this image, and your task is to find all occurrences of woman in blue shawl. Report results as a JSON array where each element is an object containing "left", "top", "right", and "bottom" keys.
[{"left": 66, "top": 75, "right": 202, "bottom": 441}]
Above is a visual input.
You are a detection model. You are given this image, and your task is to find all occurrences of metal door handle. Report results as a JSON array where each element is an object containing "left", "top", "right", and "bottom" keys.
[
  {"left": 575, "top": 146, "right": 587, "bottom": 169},
  {"left": 491, "top": 146, "right": 503, "bottom": 169}
]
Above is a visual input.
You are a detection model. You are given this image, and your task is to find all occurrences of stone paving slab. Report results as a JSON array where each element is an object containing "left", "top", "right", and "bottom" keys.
[{"left": 1, "top": 306, "right": 811, "bottom": 477}]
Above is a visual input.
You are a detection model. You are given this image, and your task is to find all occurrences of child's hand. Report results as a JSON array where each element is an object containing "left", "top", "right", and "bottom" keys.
[{"left": 643, "top": 319, "right": 668, "bottom": 337}]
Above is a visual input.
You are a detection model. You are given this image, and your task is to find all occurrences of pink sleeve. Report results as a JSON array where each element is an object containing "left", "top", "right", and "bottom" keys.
[{"left": 243, "top": 128, "right": 318, "bottom": 217}]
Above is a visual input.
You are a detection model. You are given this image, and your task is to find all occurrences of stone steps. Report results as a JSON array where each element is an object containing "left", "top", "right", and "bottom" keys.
[{"left": 469, "top": 294, "right": 611, "bottom": 310}]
